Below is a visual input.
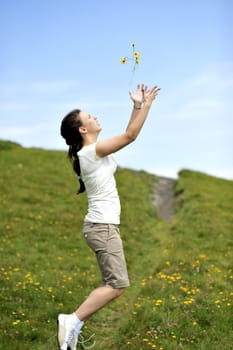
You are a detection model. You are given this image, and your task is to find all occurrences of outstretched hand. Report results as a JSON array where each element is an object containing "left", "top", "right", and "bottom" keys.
[
  {"left": 129, "top": 84, "right": 147, "bottom": 104},
  {"left": 129, "top": 84, "right": 160, "bottom": 105}
]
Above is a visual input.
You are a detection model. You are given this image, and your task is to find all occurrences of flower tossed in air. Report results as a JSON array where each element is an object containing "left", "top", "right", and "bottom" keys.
[
  {"left": 121, "top": 42, "right": 140, "bottom": 70},
  {"left": 121, "top": 57, "right": 127, "bottom": 64}
]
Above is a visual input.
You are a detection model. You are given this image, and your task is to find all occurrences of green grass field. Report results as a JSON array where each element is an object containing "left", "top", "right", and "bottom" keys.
[{"left": 0, "top": 140, "right": 232, "bottom": 349}]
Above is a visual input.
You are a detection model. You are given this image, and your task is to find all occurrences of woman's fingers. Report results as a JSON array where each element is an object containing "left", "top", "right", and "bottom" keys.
[
  {"left": 130, "top": 84, "right": 160, "bottom": 101},
  {"left": 151, "top": 86, "right": 161, "bottom": 96}
]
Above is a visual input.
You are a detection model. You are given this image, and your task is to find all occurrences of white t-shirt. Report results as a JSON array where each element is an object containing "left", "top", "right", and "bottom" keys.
[{"left": 78, "top": 143, "right": 121, "bottom": 224}]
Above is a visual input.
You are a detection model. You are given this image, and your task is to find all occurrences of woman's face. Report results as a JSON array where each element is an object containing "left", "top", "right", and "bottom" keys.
[{"left": 79, "top": 111, "right": 102, "bottom": 134}]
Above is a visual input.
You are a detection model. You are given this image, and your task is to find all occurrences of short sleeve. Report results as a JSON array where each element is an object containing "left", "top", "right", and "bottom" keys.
[{"left": 78, "top": 143, "right": 100, "bottom": 177}]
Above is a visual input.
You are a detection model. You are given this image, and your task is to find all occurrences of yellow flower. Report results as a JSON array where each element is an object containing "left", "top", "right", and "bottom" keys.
[
  {"left": 121, "top": 57, "right": 127, "bottom": 64},
  {"left": 12, "top": 319, "right": 21, "bottom": 326},
  {"left": 133, "top": 51, "right": 140, "bottom": 59},
  {"left": 199, "top": 253, "right": 207, "bottom": 259},
  {"left": 121, "top": 42, "right": 141, "bottom": 71},
  {"left": 141, "top": 279, "right": 146, "bottom": 286},
  {"left": 154, "top": 299, "right": 163, "bottom": 306}
]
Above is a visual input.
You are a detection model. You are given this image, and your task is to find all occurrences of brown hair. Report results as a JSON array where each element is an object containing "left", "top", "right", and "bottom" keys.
[{"left": 60, "top": 109, "right": 85, "bottom": 194}]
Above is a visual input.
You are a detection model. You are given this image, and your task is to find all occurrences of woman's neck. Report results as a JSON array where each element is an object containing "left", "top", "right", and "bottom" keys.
[{"left": 82, "top": 134, "right": 98, "bottom": 147}]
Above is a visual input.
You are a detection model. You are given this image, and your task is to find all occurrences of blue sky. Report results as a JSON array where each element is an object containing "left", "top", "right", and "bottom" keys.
[{"left": 1, "top": 0, "right": 232, "bottom": 179}]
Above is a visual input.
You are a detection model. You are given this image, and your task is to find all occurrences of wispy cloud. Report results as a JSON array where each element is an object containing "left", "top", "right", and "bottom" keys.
[
  {"left": 0, "top": 103, "right": 32, "bottom": 112},
  {"left": 0, "top": 126, "right": 39, "bottom": 137},
  {"left": 158, "top": 61, "right": 233, "bottom": 122},
  {"left": 0, "top": 80, "right": 80, "bottom": 96}
]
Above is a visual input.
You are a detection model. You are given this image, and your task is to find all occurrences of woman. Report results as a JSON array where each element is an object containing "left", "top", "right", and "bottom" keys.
[{"left": 57, "top": 83, "right": 160, "bottom": 350}]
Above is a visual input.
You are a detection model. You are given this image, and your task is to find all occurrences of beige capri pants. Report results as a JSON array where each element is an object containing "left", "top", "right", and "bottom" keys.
[{"left": 83, "top": 222, "right": 130, "bottom": 289}]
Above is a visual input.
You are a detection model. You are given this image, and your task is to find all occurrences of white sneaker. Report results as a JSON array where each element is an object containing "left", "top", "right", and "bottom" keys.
[{"left": 57, "top": 314, "right": 79, "bottom": 350}]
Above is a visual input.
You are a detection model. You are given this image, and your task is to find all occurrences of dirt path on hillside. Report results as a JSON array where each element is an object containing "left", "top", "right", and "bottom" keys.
[{"left": 151, "top": 177, "right": 176, "bottom": 223}]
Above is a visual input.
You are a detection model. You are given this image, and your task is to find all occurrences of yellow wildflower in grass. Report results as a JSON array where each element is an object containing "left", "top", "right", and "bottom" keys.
[
  {"left": 199, "top": 253, "right": 207, "bottom": 259},
  {"left": 141, "top": 278, "right": 146, "bottom": 286},
  {"left": 12, "top": 320, "right": 21, "bottom": 326},
  {"left": 154, "top": 299, "right": 163, "bottom": 306},
  {"left": 214, "top": 299, "right": 221, "bottom": 308},
  {"left": 183, "top": 297, "right": 195, "bottom": 305},
  {"left": 156, "top": 271, "right": 182, "bottom": 284},
  {"left": 134, "top": 303, "right": 142, "bottom": 308}
]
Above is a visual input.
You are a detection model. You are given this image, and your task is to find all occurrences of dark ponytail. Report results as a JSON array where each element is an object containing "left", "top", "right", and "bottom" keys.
[{"left": 60, "top": 109, "right": 85, "bottom": 194}]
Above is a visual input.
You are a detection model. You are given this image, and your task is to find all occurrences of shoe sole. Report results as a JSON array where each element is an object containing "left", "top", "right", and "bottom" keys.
[{"left": 57, "top": 318, "right": 72, "bottom": 350}]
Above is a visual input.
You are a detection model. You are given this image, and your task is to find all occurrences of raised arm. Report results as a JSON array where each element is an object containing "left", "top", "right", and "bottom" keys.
[
  {"left": 96, "top": 84, "right": 160, "bottom": 158},
  {"left": 124, "top": 84, "right": 145, "bottom": 132}
]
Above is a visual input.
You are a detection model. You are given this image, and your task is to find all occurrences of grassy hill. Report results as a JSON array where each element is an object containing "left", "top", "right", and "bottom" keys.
[{"left": 0, "top": 141, "right": 232, "bottom": 350}]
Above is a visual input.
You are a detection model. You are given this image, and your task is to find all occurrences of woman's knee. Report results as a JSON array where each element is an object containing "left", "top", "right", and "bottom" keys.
[{"left": 113, "top": 287, "right": 125, "bottom": 298}]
